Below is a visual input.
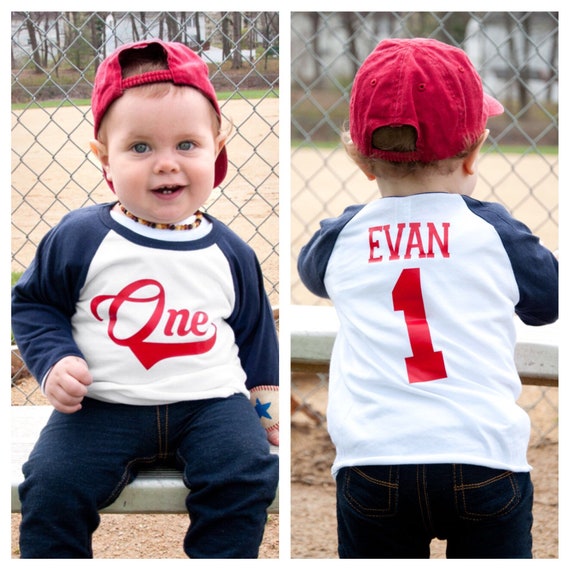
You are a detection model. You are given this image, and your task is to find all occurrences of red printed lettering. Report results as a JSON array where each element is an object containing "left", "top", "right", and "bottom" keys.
[
  {"left": 392, "top": 268, "right": 447, "bottom": 382},
  {"left": 164, "top": 309, "right": 209, "bottom": 337},
  {"left": 368, "top": 222, "right": 450, "bottom": 262},
  {"left": 91, "top": 279, "right": 216, "bottom": 369}
]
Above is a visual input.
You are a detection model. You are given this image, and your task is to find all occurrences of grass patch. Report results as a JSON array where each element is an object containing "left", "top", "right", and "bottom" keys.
[
  {"left": 11, "top": 89, "right": 278, "bottom": 111},
  {"left": 12, "top": 272, "right": 22, "bottom": 287},
  {"left": 11, "top": 273, "right": 22, "bottom": 343},
  {"left": 484, "top": 145, "right": 558, "bottom": 155}
]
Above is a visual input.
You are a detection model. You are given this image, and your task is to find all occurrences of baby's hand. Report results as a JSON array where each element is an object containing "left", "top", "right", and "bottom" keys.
[
  {"left": 267, "top": 427, "right": 279, "bottom": 447},
  {"left": 44, "top": 356, "right": 93, "bottom": 413}
]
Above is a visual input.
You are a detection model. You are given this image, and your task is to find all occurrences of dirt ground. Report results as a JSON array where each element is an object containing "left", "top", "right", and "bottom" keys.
[{"left": 11, "top": 512, "right": 279, "bottom": 559}]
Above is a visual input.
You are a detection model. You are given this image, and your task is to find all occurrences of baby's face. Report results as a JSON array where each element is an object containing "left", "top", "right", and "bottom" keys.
[{"left": 94, "top": 86, "right": 225, "bottom": 225}]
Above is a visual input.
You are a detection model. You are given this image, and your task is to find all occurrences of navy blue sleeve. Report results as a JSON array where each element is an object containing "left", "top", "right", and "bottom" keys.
[
  {"left": 297, "top": 204, "right": 364, "bottom": 298},
  {"left": 11, "top": 206, "right": 111, "bottom": 383},
  {"left": 216, "top": 222, "right": 279, "bottom": 389},
  {"left": 463, "top": 196, "right": 558, "bottom": 325}
]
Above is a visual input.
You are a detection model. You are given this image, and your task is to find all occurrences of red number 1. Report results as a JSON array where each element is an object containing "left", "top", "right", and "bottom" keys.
[{"left": 392, "top": 268, "right": 447, "bottom": 383}]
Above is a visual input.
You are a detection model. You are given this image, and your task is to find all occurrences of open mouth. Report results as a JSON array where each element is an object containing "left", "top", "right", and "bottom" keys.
[{"left": 152, "top": 184, "right": 183, "bottom": 195}]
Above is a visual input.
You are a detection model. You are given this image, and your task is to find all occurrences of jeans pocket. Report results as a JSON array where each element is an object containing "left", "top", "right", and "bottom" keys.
[
  {"left": 338, "top": 465, "right": 399, "bottom": 518},
  {"left": 453, "top": 464, "right": 523, "bottom": 521}
]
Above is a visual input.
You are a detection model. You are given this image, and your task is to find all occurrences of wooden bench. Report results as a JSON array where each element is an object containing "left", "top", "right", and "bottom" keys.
[
  {"left": 290, "top": 305, "right": 559, "bottom": 387},
  {"left": 11, "top": 405, "right": 279, "bottom": 514}
]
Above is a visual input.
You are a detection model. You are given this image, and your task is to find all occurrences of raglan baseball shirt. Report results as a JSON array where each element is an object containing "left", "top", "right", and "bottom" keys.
[
  {"left": 298, "top": 192, "right": 558, "bottom": 475},
  {"left": 12, "top": 203, "right": 278, "bottom": 406}
]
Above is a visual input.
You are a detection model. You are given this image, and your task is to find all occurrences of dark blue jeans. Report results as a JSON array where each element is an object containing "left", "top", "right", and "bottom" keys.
[
  {"left": 336, "top": 463, "right": 533, "bottom": 558},
  {"left": 18, "top": 395, "right": 278, "bottom": 558}
]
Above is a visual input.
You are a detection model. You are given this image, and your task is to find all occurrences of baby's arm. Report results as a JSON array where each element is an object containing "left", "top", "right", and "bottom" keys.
[
  {"left": 219, "top": 226, "right": 279, "bottom": 445},
  {"left": 12, "top": 212, "right": 96, "bottom": 391},
  {"left": 44, "top": 356, "right": 93, "bottom": 414},
  {"left": 250, "top": 385, "right": 279, "bottom": 446}
]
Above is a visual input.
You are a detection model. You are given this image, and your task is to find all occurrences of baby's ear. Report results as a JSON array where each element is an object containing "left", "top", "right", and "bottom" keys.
[
  {"left": 90, "top": 140, "right": 108, "bottom": 165},
  {"left": 360, "top": 164, "right": 377, "bottom": 181},
  {"left": 214, "top": 132, "right": 227, "bottom": 158},
  {"left": 354, "top": 160, "right": 377, "bottom": 181},
  {"left": 90, "top": 140, "right": 114, "bottom": 186},
  {"left": 463, "top": 130, "right": 489, "bottom": 176},
  {"left": 89, "top": 140, "right": 111, "bottom": 178}
]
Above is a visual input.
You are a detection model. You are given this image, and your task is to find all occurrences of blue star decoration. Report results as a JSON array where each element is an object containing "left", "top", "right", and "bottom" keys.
[{"left": 255, "top": 398, "right": 273, "bottom": 419}]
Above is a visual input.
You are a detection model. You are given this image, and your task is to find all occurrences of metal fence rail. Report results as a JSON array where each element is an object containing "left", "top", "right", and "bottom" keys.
[
  {"left": 11, "top": 11, "right": 279, "bottom": 403},
  {"left": 290, "top": 11, "right": 558, "bottom": 445}
]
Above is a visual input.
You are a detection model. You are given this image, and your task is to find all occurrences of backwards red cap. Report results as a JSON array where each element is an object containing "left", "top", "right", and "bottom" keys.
[
  {"left": 91, "top": 39, "right": 227, "bottom": 188},
  {"left": 349, "top": 38, "right": 504, "bottom": 163}
]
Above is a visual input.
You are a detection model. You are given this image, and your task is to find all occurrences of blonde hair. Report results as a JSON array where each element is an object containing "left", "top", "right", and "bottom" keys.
[{"left": 342, "top": 125, "right": 478, "bottom": 180}]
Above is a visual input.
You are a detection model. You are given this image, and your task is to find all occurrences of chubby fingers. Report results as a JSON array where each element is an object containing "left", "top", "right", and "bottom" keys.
[{"left": 45, "top": 356, "right": 93, "bottom": 413}]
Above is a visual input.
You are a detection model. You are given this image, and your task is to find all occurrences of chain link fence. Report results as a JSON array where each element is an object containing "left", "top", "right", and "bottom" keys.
[
  {"left": 291, "top": 12, "right": 558, "bottom": 446},
  {"left": 10, "top": 11, "right": 559, "bottom": 445},
  {"left": 11, "top": 11, "right": 279, "bottom": 404}
]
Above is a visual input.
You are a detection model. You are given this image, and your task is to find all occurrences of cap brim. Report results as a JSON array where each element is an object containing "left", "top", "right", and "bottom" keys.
[
  {"left": 214, "top": 146, "right": 228, "bottom": 188},
  {"left": 484, "top": 92, "right": 504, "bottom": 117}
]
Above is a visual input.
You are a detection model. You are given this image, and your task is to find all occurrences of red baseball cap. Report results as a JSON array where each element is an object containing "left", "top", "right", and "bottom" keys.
[
  {"left": 349, "top": 38, "right": 504, "bottom": 163},
  {"left": 91, "top": 39, "right": 227, "bottom": 188}
]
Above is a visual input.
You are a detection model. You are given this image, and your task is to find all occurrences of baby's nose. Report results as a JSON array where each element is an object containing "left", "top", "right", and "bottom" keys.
[{"left": 154, "top": 152, "right": 180, "bottom": 173}]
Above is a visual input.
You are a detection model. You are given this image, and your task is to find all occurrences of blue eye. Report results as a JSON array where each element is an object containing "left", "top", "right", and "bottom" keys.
[
  {"left": 132, "top": 143, "right": 149, "bottom": 153},
  {"left": 178, "top": 141, "right": 194, "bottom": 151}
]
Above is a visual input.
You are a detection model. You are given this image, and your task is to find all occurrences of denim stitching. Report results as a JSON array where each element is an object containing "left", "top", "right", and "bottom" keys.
[
  {"left": 98, "top": 455, "right": 161, "bottom": 509},
  {"left": 453, "top": 465, "right": 521, "bottom": 520},
  {"left": 342, "top": 466, "right": 397, "bottom": 518},
  {"left": 155, "top": 405, "right": 171, "bottom": 460},
  {"left": 417, "top": 465, "right": 435, "bottom": 535}
]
